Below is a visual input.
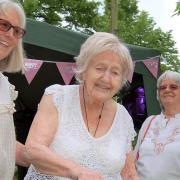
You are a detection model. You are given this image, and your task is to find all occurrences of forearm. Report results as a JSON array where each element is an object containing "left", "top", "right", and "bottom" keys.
[
  {"left": 16, "top": 141, "right": 30, "bottom": 167},
  {"left": 121, "top": 152, "right": 139, "bottom": 180},
  {"left": 25, "top": 143, "right": 80, "bottom": 179}
]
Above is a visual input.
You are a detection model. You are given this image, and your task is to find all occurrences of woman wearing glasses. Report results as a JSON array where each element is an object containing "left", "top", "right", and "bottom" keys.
[
  {"left": 0, "top": 0, "right": 28, "bottom": 179},
  {"left": 134, "top": 70, "right": 180, "bottom": 180}
]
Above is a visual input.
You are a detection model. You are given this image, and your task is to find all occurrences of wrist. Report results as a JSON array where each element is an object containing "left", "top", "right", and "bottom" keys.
[
  {"left": 68, "top": 162, "right": 81, "bottom": 180},
  {"left": 130, "top": 175, "right": 140, "bottom": 180}
]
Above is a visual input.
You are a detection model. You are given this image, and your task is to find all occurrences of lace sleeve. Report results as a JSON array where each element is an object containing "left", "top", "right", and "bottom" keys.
[
  {"left": 122, "top": 107, "right": 137, "bottom": 153},
  {"left": 9, "top": 83, "right": 18, "bottom": 101},
  {"left": 44, "top": 84, "right": 65, "bottom": 110}
]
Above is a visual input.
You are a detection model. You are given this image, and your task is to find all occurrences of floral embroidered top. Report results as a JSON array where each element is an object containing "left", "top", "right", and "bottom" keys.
[
  {"left": 134, "top": 113, "right": 180, "bottom": 180},
  {"left": 24, "top": 84, "right": 136, "bottom": 180},
  {"left": 0, "top": 72, "right": 18, "bottom": 180}
]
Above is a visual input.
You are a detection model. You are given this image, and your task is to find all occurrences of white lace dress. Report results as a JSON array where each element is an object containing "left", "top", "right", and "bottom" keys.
[
  {"left": 0, "top": 72, "right": 18, "bottom": 180},
  {"left": 24, "top": 84, "right": 136, "bottom": 180}
]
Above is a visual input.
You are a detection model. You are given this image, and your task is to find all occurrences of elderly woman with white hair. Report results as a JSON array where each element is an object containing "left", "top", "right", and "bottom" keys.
[
  {"left": 0, "top": 0, "right": 28, "bottom": 179},
  {"left": 134, "top": 70, "right": 180, "bottom": 180},
  {"left": 24, "top": 32, "right": 139, "bottom": 180}
]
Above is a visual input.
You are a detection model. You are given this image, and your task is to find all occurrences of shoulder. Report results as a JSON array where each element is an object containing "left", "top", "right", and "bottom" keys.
[
  {"left": 139, "top": 114, "right": 159, "bottom": 135},
  {"left": 142, "top": 115, "right": 158, "bottom": 128},
  {"left": 0, "top": 73, "right": 18, "bottom": 101},
  {"left": 44, "top": 84, "right": 78, "bottom": 95},
  {"left": 116, "top": 103, "right": 136, "bottom": 135},
  {"left": 43, "top": 84, "right": 79, "bottom": 109},
  {"left": 44, "top": 84, "right": 65, "bottom": 95},
  {"left": 117, "top": 104, "right": 132, "bottom": 120}
]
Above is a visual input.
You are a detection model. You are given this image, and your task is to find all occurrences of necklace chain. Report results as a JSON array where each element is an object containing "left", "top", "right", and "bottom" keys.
[{"left": 82, "top": 85, "right": 104, "bottom": 137}]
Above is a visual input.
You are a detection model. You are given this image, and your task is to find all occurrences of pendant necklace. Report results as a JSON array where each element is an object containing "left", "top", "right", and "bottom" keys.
[{"left": 82, "top": 85, "right": 104, "bottom": 137}]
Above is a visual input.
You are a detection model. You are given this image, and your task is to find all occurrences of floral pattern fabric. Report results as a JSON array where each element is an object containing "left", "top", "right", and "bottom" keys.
[{"left": 134, "top": 113, "right": 180, "bottom": 180}]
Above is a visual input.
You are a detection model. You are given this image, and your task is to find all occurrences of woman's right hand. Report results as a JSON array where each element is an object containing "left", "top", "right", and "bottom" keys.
[{"left": 71, "top": 165, "right": 104, "bottom": 180}]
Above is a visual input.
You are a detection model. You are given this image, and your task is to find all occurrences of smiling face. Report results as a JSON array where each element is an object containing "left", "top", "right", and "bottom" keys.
[
  {"left": 159, "top": 79, "right": 180, "bottom": 109},
  {"left": 82, "top": 50, "right": 122, "bottom": 102},
  {"left": 0, "top": 8, "right": 20, "bottom": 61}
]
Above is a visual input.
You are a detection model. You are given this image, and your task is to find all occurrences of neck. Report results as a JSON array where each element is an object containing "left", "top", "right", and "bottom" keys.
[
  {"left": 82, "top": 84, "right": 104, "bottom": 137},
  {"left": 81, "top": 84, "right": 104, "bottom": 108},
  {"left": 164, "top": 107, "right": 180, "bottom": 118}
]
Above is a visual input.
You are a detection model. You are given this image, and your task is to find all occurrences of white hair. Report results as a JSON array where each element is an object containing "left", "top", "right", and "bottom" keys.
[
  {"left": 74, "top": 32, "right": 133, "bottom": 88},
  {"left": 0, "top": 0, "right": 26, "bottom": 72},
  {"left": 157, "top": 70, "right": 180, "bottom": 111}
]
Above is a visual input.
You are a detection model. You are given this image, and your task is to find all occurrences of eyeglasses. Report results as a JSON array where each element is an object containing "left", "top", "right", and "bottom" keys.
[
  {"left": 0, "top": 19, "right": 26, "bottom": 38},
  {"left": 158, "top": 84, "right": 179, "bottom": 91}
]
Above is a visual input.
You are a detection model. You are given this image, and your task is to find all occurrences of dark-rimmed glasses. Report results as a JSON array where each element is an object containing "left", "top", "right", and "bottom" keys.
[
  {"left": 158, "top": 84, "right": 179, "bottom": 91},
  {"left": 0, "top": 19, "right": 26, "bottom": 38}
]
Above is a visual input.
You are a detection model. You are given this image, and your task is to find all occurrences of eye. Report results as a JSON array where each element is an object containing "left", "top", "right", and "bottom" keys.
[
  {"left": 170, "top": 85, "right": 178, "bottom": 90},
  {"left": 112, "top": 71, "right": 120, "bottom": 75},
  {"left": 0, "top": 21, "right": 10, "bottom": 30},
  {"left": 159, "top": 86, "right": 167, "bottom": 91},
  {"left": 95, "top": 66, "right": 105, "bottom": 72}
]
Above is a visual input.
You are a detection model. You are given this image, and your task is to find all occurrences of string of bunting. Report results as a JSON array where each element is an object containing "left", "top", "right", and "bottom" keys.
[{"left": 24, "top": 56, "right": 160, "bottom": 85}]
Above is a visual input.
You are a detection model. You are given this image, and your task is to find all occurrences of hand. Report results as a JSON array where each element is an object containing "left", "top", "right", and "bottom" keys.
[
  {"left": 77, "top": 167, "right": 104, "bottom": 180},
  {"left": 70, "top": 165, "right": 104, "bottom": 180},
  {"left": 130, "top": 175, "right": 140, "bottom": 180}
]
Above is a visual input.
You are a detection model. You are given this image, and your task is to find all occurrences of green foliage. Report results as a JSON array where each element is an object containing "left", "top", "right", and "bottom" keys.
[
  {"left": 96, "top": 0, "right": 180, "bottom": 73},
  {"left": 21, "top": 0, "right": 180, "bottom": 71},
  {"left": 22, "top": 0, "right": 101, "bottom": 32},
  {"left": 174, "top": 1, "right": 180, "bottom": 15}
]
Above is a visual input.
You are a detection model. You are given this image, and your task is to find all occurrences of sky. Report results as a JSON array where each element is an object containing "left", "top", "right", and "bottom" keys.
[{"left": 138, "top": 0, "right": 180, "bottom": 57}]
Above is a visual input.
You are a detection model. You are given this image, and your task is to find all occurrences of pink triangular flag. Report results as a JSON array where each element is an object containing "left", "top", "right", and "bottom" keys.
[
  {"left": 24, "top": 59, "right": 43, "bottom": 84},
  {"left": 56, "top": 62, "right": 76, "bottom": 85},
  {"left": 143, "top": 57, "right": 159, "bottom": 78},
  {"left": 128, "top": 62, "right": 135, "bottom": 83}
]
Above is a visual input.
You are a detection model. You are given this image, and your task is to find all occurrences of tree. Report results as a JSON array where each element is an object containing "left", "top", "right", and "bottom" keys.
[
  {"left": 95, "top": 0, "right": 180, "bottom": 72},
  {"left": 21, "top": 0, "right": 180, "bottom": 72},
  {"left": 174, "top": 1, "right": 180, "bottom": 15},
  {"left": 22, "top": 0, "right": 101, "bottom": 33}
]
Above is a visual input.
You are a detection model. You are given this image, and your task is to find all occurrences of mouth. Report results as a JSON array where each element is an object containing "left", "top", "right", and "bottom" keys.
[
  {"left": 96, "top": 84, "right": 111, "bottom": 91},
  {"left": 96, "top": 84, "right": 110, "bottom": 90},
  {"left": 0, "top": 40, "right": 9, "bottom": 47},
  {"left": 163, "top": 95, "right": 174, "bottom": 99}
]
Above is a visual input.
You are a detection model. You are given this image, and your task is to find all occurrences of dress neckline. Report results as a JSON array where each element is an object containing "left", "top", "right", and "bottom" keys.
[{"left": 76, "top": 85, "right": 119, "bottom": 141}]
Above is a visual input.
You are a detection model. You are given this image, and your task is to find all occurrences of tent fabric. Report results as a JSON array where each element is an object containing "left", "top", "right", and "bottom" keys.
[
  {"left": 9, "top": 19, "right": 161, "bottom": 116},
  {"left": 24, "top": 19, "right": 160, "bottom": 61}
]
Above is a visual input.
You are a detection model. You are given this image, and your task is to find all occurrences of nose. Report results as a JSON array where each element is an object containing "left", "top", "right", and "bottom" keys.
[{"left": 101, "top": 70, "right": 111, "bottom": 82}]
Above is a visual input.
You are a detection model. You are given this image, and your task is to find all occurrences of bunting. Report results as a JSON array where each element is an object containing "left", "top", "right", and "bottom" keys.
[
  {"left": 23, "top": 56, "right": 160, "bottom": 85},
  {"left": 56, "top": 62, "right": 76, "bottom": 85},
  {"left": 24, "top": 59, "right": 43, "bottom": 84},
  {"left": 143, "top": 57, "right": 160, "bottom": 78}
]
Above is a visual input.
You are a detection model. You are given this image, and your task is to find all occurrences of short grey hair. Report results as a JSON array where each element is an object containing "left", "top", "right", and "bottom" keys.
[
  {"left": 157, "top": 70, "right": 180, "bottom": 111},
  {"left": 0, "top": 0, "right": 26, "bottom": 73},
  {"left": 74, "top": 32, "right": 133, "bottom": 88}
]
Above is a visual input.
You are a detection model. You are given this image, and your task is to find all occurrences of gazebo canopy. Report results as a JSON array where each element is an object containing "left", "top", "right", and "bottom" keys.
[{"left": 7, "top": 18, "right": 161, "bottom": 117}]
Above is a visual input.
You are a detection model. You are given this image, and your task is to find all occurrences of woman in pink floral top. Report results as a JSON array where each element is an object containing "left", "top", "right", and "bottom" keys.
[{"left": 134, "top": 70, "right": 180, "bottom": 180}]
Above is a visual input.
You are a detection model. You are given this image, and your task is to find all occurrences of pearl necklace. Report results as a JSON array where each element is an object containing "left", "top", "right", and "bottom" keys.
[{"left": 82, "top": 85, "right": 104, "bottom": 137}]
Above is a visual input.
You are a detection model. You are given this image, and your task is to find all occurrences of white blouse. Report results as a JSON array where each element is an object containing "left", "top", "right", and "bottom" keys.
[
  {"left": 25, "top": 84, "right": 136, "bottom": 180},
  {"left": 134, "top": 113, "right": 180, "bottom": 180},
  {"left": 0, "top": 72, "right": 18, "bottom": 180}
]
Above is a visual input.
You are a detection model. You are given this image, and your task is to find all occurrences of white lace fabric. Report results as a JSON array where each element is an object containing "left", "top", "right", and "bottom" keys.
[
  {"left": 0, "top": 72, "right": 17, "bottom": 180},
  {"left": 25, "top": 84, "right": 136, "bottom": 180}
]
